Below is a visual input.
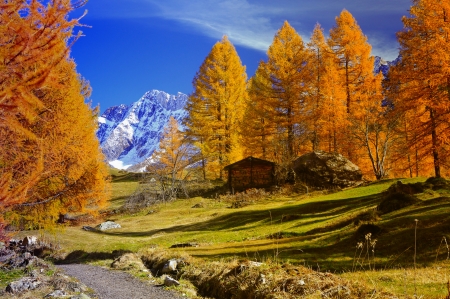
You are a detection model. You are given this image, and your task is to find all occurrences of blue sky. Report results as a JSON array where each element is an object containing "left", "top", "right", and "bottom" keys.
[{"left": 70, "top": 0, "right": 412, "bottom": 113}]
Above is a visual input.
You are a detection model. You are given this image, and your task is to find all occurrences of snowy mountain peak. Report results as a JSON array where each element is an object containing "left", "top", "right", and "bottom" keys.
[
  {"left": 374, "top": 55, "right": 401, "bottom": 77},
  {"left": 97, "top": 90, "right": 188, "bottom": 170}
]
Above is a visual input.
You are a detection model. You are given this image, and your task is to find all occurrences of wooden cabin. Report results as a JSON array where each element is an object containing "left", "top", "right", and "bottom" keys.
[{"left": 223, "top": 156, "right": 276, "bottom": 192}]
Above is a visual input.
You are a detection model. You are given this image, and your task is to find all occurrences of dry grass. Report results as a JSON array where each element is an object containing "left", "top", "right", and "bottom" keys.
[
  {"left": 13, "top": 176, "right": 450, "bottom": 298},
  {"left": 138, "top": 248, "right": 397, "bottom": 299}
]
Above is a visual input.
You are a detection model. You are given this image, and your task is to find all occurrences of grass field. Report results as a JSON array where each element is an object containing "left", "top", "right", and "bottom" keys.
[{"left": 20, "top": 172, "right": 450, "bottom": 298}]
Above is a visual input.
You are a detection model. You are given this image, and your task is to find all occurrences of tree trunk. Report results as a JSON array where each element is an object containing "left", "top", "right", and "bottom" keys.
[{"left": 429, "top": 108, "right": 441, "bottom": 178}]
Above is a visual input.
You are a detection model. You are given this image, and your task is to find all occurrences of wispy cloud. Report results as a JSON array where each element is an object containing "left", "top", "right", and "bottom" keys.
[
  {"left": 142, "top": 0, "right": 281, "bottom": 52},
  {"left": 92, "top": 0, "right": 410, "bottom": 59}
]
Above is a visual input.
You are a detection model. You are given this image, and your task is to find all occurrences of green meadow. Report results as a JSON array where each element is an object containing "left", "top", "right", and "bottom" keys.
[{"left": 23, "top": 172, "right": 450, "bottom": 298}]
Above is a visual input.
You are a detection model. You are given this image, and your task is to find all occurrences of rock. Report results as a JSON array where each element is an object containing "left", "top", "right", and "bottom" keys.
[
  {"left": 257, "top": 274, "right": 266, "bottom": 284},
  {"left": 0, "top": 249, "right": 16, "bottom": 265},
  {"left": 169, "top": 242, "right": 199, "bottom": 248},
  {"left": 70, "top": 294, "right": 91, "bottom": 299},
  {"left": 82, "top": 226, "right": 97, "bottom": 232},
  {"left": 6, "top": 277, "right": 41, "bottom": 293},
  {"left": 161, "top": 259, "right": 178, "bottom": 274},
  {"left": 248, "top": 261, "right": 264, "bottom": 267},
  {"left": 164, "top": 276, "right": 180, "bottom": 287},
  {"left": 96, "top": 221, "right": 121, "bottom": 231},
  {"left": 45, "top": 289, "right": 67, "bottom": 297},
  {"left": 22, "top": 236, "right": 37, "bottom": 246},
  {"left": 292, "top": 151, "right": 363, "bottom": 189},
  {"left": 191, "top": 203, "right": 204, "bottom": 208}
]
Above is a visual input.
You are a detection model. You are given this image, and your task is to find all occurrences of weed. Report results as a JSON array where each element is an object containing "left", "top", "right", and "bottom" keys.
[{"left": 435, "top": 236, "right": 450, "bottom": 263}]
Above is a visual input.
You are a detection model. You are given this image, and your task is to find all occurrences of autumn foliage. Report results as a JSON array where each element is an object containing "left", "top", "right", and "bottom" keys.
[
  {"left": 146, "top": 117, "right": 195, "bottom": 200},
  {"left": 185, "top": 36, "right": 247, "bottom": 179},
  {"left": 186, "top": 3, "right": 450, "bottom": 181},
  {"left": 0, "top": 0, "right": 109, "bottom": 229},
  {"left": 388, "top": 0, "right": 450, "bottom": 178}
]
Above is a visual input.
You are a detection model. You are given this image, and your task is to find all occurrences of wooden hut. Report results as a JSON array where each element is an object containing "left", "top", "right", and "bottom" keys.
[{"left": 223, "top": 156, "right": 276, "bottom": 192}]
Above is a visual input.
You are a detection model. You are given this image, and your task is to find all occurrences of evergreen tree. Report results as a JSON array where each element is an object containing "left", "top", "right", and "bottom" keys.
[{"left": 185, "top": 36, "right": 247, "bottom": 179}]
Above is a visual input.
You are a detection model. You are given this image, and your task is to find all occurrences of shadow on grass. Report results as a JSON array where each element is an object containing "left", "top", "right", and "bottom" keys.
[
  {"left": 56, "top": 249, "right": 133, "bottom": 264},
  {"left": 97, "top": 193, "right": 384, "bottom": 238},
  {"left": 111, "top": 173, "right": 142, "bottom": 183},
  {"left": 108, "top": 195, "right": 128, "bottom": 207}
]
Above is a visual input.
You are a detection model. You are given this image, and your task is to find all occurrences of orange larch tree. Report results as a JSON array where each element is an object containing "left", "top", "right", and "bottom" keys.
[
  {"left": 241, "top": 65, "right": 278, "bottom": 161},
  {"left": 185, "top": 36, "right": 247, "bottom": 179},
  {"left": 0, "top": 0, "right": 109, "bottom": 229},
  {"left": 388, "top": 0, "right": 450, "bottom": 178},
  {"left": 3, "top": 58, "right": 110, "bottom": 229},
  {"left": 147, "top": 116, "right": 194, "bottom": 201},
  {"left": 307, "top": 24, "right": 348, "bottom": 153},
  {"left": 0, "top": 0, "right": 83, "bottom": 209},
  {"left": 251, "top": 21, "right": 312, "bottom": 163},
  {"left": 329, "top": 10, "right": 386, "bottom": 177}
]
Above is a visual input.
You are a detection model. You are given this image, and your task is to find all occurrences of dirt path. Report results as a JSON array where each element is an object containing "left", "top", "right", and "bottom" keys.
[{"left": 57, "top": 264, "right": 184, "bottom": 299}]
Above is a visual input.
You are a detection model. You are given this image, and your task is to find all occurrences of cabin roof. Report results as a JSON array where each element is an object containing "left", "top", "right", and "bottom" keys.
[{"left": 223, "top": 156, "right": 275, "bottom": 170}]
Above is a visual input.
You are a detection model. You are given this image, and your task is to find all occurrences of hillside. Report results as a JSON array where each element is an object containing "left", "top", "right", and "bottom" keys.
[{"left": 25, "top": 174, "right": 449, "bottom": 298}]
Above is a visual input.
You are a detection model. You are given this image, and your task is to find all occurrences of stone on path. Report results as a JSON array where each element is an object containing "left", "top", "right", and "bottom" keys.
[{"left": 164, "top": 276, "right": 180, "bottom": 287}]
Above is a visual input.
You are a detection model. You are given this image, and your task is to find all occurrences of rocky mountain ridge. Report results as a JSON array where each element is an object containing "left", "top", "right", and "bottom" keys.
[{"left": 97, "top": 90, "right": 188, "bottom": 170}]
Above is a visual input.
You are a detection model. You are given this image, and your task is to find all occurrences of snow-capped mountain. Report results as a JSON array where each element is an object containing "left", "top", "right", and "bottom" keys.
[
  {"left": 374, "top": 55, "right": 400, "bottom": 77},
  {"left": 97, "top": 90, "right": 188, "bottom": 170},
  {"left": 99, "top": 57, "right": 398, "bottom": 171}
]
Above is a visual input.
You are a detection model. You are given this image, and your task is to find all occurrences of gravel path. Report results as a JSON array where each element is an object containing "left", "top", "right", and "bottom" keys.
[{"left": 57, "top": 264, "right": 184, "bottom": 299}]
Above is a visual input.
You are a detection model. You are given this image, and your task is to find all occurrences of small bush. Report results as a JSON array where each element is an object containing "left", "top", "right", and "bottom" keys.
[
  {"left": 355, "top": 224, "right": 382, "bottom": 239},
  {"left": 426, "top": 177, "right": 449, "bottom": 190},
  {"left": 385, "top": 180, "right": 424, "bottom": 195},
  {"left": 377, "top": 192, "right": 420, "bottom": 215},
  {"left": 220, "top": 188, "right": 268, "bottom": 208},
  {"left": 353, "top": 209, "right": 380, "bottom": 225}
]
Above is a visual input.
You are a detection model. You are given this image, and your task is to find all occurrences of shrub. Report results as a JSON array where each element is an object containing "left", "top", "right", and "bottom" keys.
[
  {"left": 377, "top": 192, "right": 420, "bottom": 215},
  {"left": 425, "top": 177, "right": 449, "bottom": 190},
  {"left": 354, "top": 224, "right": 382, "bottom": 239},
  {"left": 385, "top": 180, "right": 424, "bottom": 195},
  {"left": 219, "top": 188, "right": 268, "bottom": 208}
]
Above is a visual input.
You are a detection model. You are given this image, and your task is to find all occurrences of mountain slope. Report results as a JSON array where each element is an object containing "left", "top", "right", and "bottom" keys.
[{"left": 97, "top": 90, "right": 188, "bottom": 170}]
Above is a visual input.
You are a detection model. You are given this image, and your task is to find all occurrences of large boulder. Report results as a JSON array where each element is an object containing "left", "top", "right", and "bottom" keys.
[
  {"left": 96, "top": 221, "right": 121, "bottom": 231},
  {"left": 292, "top": 151, "right": 363, "bottom": 189}
]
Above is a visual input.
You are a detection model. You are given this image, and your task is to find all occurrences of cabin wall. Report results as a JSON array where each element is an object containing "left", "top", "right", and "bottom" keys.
[{"left": 228, "top": 164, "right": 274, "bottom": 192}]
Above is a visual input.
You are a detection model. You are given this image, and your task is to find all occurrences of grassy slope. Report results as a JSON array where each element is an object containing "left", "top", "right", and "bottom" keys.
[{"left": 38, "top": 173, "right": 450, "bottom": 297}]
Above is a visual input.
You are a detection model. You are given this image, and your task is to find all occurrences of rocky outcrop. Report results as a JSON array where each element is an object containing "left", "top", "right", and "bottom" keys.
[
  {"left": 97, "top": 90, "right": 188, "bottom": 170},
  {"left": 293, "top": 151, "right": 363, "bottom": 189},
  {"left": 1, "top": 238, "right": 92, "bottom": 298},
  {"left": 6, "top": 277, "right": 41, "bottom": 293}
]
